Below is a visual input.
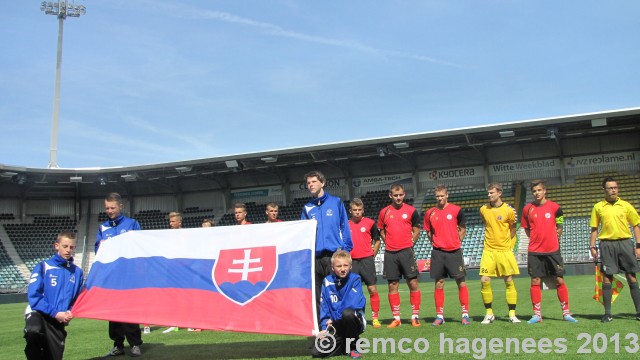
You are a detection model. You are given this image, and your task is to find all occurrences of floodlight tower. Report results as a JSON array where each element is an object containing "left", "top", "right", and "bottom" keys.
[{"left": 40, "top": 1, "right": 86, "bottom": 168}]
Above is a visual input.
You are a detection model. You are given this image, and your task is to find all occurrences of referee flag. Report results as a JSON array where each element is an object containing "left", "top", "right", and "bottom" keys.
[{"left": 592, "top": 265, "right": 625, "bottom": 304}]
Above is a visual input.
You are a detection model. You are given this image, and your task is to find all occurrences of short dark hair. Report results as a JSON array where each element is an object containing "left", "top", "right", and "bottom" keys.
[
  {"left": 602, "top": 176, "right": 616, "bottom": 189},
  {"left": 234, "top": 203, "right": 247, "bottom": 211},
  {"left": 265, "top": 202, "right": 279, "bottom": 210},
  {"left": 434, "top": 184, "right": 448, "bottom": 193},
  {"left": 487, "top": 183, "right": 503, "bottom": 192},
  {"left": 389, "top": 183, "right": 405, "bottom": 193},
  {"left": 105, "top": 192, "right": 123, "bottom": 204},
  {"left": 304, "top": 170, "right": 326, "bottom": 184},
  {"left": 529, "top": 179, "right": 546, "bottom": 191},
  {"left": 349, "top": 198, "right": 364, "bottom": 208},
  {"left": 56, "top": 230, "right": 76, "bottom": 243}
]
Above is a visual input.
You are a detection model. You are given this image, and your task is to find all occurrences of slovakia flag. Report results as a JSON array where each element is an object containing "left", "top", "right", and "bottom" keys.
[{"left": 72, "top": 220, "right": 318, "bottom": 336}]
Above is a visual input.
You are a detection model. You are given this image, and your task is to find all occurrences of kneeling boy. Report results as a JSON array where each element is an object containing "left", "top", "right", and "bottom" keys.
[{"left": 313, "top": 250, "right": 366, "bottom": 359}]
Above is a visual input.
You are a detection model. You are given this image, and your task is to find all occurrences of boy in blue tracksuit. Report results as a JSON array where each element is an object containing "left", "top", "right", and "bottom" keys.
[
  {"left": 313, "top": 250, "right": 365, "bottom": 359},
  {"left": 302, "top": 171, "right": 353, "bottom": 325},
  {"left": 96, "top": 192, "right": 144, "bottom": 357},
  {"left": 24, "top": 231, "right": 84, "bottom": 360}
]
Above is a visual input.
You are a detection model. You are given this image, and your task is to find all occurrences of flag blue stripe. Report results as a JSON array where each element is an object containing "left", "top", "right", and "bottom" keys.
[{"left": 86, "top": 249, "right": 312, "bottom": 291}]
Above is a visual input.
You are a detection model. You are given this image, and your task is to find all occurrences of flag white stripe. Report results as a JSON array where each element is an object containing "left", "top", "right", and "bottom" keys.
[{"left": 96, "top": 220, "right": 317, "bottom": 263}]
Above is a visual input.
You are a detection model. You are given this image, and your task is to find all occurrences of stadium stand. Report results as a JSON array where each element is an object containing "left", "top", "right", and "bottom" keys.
[
  {"left": 3, "top": 216, "right": 77, "bottom": 272},
  {"left": 0, "top": 108, "right": 638, "bottom": 291},
  {"left": 0, "top": 240, "right": 26, "bottom": 290}
]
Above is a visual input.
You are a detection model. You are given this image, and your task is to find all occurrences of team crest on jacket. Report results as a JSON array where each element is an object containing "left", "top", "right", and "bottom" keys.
[{"left": 212, "top": 246, "right": 277, "bottom": 306}]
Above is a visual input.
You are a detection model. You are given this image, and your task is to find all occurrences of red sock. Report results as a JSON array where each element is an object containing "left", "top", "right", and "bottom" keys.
[
  {"left": 530, "top": 284, "right": 542, "bottom": 316},
  {"left": 410, "top": 291, "right": 421, "bottom": 317},
  {"left": 434, "top": 288, "right": 445, "bottom": 316},
  {"left": 389, "top": 293, "right": 401, "bottom": 318},
  {"left": 557, "top": 283, "right": 570, "bottom": 315},
  {"left": 370, "top": 293, "right": 380, "bottom": 319},
  {"left": 458, "top": 286, "right": 469, "bottom": 315}
]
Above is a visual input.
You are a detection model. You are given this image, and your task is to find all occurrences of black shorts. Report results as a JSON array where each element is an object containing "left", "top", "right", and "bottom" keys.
[
  {"left": 352, "top": 256, "right": 377, "bottom": 286},
  {"left": 429, "top": 248, "right": 465, "bottom": 280},
  {"left": 599, "top": 239, "right": 640, "bottom": 275},
  {"left": 527, "top": 252, "right": 565, "bottom": 278},
  {"left": 383, "top": 248, "right": 418, "bottom": 281}
]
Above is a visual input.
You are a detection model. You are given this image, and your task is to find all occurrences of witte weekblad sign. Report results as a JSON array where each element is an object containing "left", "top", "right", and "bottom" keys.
[
  {"left": 564, "top": 151, "right": 639, "bottom": 169},
  {"left": 488, "top": 159, "right": 561, "bottom": 175}
]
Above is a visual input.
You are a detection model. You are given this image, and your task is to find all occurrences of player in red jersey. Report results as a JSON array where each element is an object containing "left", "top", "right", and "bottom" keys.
[
  {"left": 234, "top": 203, "right": 251, "bottom": 225},
  {"left": 377, "top": 184, "right": 421, "bottom": 328},
  {"left": 522, "top": 180, "right": 577, "bottom": 324},
  {"left": 265, "top": 203, "right": 283, "bottom": 223},
  {"left": 423, "top": 185, "right": 470, "bottom": 326},
  {"left": 348, "top": 198, "right": 382, "bottom": 328}
]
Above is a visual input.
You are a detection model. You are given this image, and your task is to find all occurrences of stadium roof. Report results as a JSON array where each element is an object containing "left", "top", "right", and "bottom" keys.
[{"left": 1, "top": 107, "right": 639, "bottom": 197}]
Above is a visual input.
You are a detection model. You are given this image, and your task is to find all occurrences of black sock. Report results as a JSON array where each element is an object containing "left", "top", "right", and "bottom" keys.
[
  {"left": 603, "top": 282, "right": 612, "bottom": 315},
  {"left": 629, "top": 281, "right": 640, "bottom": 314}
]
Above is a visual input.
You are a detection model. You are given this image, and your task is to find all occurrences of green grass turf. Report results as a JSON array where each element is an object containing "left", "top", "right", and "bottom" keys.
[{"left": 2, "top": 274, "right": 639, "bottom": 359}]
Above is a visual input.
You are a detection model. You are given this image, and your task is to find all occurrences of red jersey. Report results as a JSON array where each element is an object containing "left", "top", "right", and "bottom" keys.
[
  {"left": 377, "top": 203, "right": 420, "bottom": 251},
  {"left": 349, "top": 217, "right": 380, "bottom": 259},
  {"left": 521, "top": 200, "right": 563, "bottom": 253},
  {"left": 423, "top": 203, "right": 465, "bottom": 252}
]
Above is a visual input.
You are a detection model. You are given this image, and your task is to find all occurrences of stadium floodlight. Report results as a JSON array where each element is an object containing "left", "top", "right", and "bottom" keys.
[
  {"left": 393, "top": 142, "right": 409, "bottom": 149},
  {"left": 40, "top": 0, "right": 86, "bottom": 168},
  {"left": 16, "top": 174, "right": 27, "bottom": 185},
  {"left": 498, "top": 130, "right": 515, "bottom": 138},
  {"left": 225, "top": 160, "right": 240, "bottom": 168},
  {"left": 591, "top": 118, "right": 607, "bottom": 127},
  {"left": 260, "top": 156, "right": 277, "bottom": 163},
  {"left": 175, "top": 166, "right": 192, "bottom": 173},
  {"left": 69, "top": 176, "right": 82, "bottom": 183},
  {"left": 121, "top": 174, "right": 137, "bottom": 182},
  {"left": 377, "top": 145, "right": 389, "bottom": 157}
]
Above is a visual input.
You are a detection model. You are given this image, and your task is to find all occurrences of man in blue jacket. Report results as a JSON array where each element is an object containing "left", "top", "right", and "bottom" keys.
[
  {"left": 24, "top": 231, "right": 84, "bottom": 360},
  {"left": 301, "top": 171, "right": 353, "bottom": 324},
  {"left": 313, "top": 250, "right": 365, "bottom": 359},
  {"left": 96, "top": 192, "right": 143, "bottom": 357}
]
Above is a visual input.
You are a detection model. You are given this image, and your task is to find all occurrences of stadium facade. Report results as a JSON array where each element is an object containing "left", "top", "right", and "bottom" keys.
[{"left": 0, "top": 107, "right": 638, "bottom": 292}]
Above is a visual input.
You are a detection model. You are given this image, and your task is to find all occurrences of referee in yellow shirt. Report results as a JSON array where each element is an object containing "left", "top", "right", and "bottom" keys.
[{"left": 589, "top": 176, "right": 640, "bottom": 323}]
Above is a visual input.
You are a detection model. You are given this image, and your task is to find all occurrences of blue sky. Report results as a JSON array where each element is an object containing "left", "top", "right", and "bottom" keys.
[{"left": 1, "top": 1, "right": 639, "bottom": 169}]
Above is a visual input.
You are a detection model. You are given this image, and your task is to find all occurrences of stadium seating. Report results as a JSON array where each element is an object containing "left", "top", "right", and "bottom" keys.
[
  {"left": 3, "top": 216, "right": 77, "bottom": 272},
  {"left": 0, "top": 240, "right": 26, "bottom": 289}
]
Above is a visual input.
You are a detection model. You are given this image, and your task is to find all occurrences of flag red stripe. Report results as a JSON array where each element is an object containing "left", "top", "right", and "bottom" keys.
[{"left": 73, "top": 287, "right": 315, "bottom": 336}]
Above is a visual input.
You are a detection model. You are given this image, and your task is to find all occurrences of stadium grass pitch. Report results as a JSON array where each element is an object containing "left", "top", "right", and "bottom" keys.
[{"left": 2, "top": 274, "right": 639, "bottom": 359}]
